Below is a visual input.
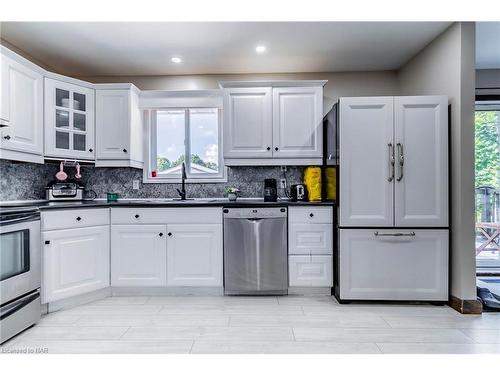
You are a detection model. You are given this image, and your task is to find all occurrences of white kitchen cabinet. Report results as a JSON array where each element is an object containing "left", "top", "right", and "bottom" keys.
[
  {"left": 95, "top": 87, "right": 143, "bottom": 168},
  {"left": 166, "top": 224, "right": 223, "bottom": 286},
  {"left": 272, "top": 87, "right": 322, "bottom": 158},
  {"left": 339, "top": 97, "right": 394, "bottom": 227},
  {"left": 289, "top": 255, "right": 333, "bottom": 287},
  {"left": 220, "top": 81, "right": 326, "bottom": 165},
  {"left": 42, "top": 225, "right": 110, "bottom": 303},
  {"left": 223, "top": 87, "right": 273, "bottom": 159},
  {"left": 289, "top": 224, "right": 333, "bottom": 255},
  {"left": 394, "top": 96, "right": 448, "bottom": 227},
  {"left": 0, "top": 48, "right": 44, "bottom": 163},
  {"left": 111, "top": 225, "right": 167, "bottom": 287},
  {"left": 44, "top": 78, "right": 95, "bottom": 160},
  {"left": 339, "top": 229, "right": 448, "bottom": 301}
]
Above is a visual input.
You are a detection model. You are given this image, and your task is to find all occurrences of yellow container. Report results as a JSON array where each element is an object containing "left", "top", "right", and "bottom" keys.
[
  {"left": 304, "top": 167, "right": 322, "bottom": 201},
  {"left": 325, "top": 167, "right": 337, "bottom": 201}
]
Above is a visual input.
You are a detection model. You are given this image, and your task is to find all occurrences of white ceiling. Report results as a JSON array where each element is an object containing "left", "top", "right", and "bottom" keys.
[
  {"left": 476, "top": 22, "right": 500, "bottom": 69},
  {"left": 0, "top": 22, "right": 452, "bottom": 76}
]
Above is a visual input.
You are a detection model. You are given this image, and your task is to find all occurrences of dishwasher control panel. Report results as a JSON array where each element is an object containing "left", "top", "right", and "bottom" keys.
[{"left": 223, "top": 207, "right": 287, "bottom": 219}]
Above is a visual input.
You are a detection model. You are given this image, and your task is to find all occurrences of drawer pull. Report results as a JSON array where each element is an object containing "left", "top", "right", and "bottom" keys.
[
  {"left": 134, "top": 214, "right": 140, "bottom": 219},
  {"left": 309, "top": 213, "right": 314, "bottom": 218},
  {"left": 168, "top": 232, "right": 172, "bottom": 237},
  {"left": 123, "top": 148, "right": 127, "bottom": 153},
  {"left": 3, "top": 135, "right": 11, "bottom": 140},
  {"left": 159, "top": 232, "right": 164, "bottom": 237},
  {"left": 76, "top": 216, "right": 82, "bottom": 221},
  {"left": 374, "top": 231, "right": 415, "bottom": 237},
  {"left": 45, "top": 240, "right": 50, "bottom": 245}
]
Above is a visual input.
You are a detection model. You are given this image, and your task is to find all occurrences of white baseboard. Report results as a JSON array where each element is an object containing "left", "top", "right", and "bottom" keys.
[
  {"left": 45, "top": 288, "right": 111, "bottom": 313},
  {"left": 287, "top": 287, "right": 332, "bottom": 296},
  {"left": 111, "top": 286, "right": 224, "bottom": 296}
]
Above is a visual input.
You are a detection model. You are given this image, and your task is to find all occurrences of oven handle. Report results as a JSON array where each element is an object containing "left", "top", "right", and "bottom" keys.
[
  {"left": 0, "top": 290, "right": 40, "bottom": 321},
  {"left": 0, "top": 212, "right": 40, "bottom": 226}
]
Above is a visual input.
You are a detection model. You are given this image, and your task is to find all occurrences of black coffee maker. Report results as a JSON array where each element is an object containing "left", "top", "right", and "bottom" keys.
[{"left": 264, "top": 178, "right": 278, "bottom": 202}]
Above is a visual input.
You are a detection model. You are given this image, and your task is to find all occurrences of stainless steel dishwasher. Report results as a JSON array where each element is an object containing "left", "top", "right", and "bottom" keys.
[{"left": 223, "top": 207, "right": 288, "bottom": 295}]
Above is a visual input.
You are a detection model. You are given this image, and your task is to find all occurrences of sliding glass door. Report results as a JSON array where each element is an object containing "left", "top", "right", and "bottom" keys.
[{"left": 475, "top": 99, "right": 500, "bottom": 268}]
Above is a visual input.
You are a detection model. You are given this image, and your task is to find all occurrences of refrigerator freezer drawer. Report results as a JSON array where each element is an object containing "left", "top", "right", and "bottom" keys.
[{"left": 339, "top": 229, "right": 448, "bottom": 301}]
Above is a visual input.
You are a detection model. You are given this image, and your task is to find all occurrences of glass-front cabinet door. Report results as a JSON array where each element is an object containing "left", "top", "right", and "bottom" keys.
[{"left": 44, "top": 78, "right": 95, "bottom": 160}]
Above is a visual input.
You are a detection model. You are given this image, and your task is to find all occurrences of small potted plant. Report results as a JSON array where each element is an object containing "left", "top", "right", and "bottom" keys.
[{"left": 225, "top": 187, "right": 241, "bottom": 202}]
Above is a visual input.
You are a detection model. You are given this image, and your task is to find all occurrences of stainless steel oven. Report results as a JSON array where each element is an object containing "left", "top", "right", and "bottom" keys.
[{"left": 0, "top": 206, "right": 41, "bottom": 344}]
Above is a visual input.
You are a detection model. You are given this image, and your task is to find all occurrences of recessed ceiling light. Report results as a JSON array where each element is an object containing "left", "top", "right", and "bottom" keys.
[
  {"left": 255, "top": 45, "right": 266, "bottom": 54},
  {"left": 171, "top": 57, "right": 182, "bottom": 63}
]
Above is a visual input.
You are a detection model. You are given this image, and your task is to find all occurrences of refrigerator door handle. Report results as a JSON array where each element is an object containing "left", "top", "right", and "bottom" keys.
[
  {"left": 387, "top": 143, "right": 395, "bottom": 182},
  {"left": 374, "top": 231, "right": 415, "bottom": 237},
  {"left": 396, "top": 142, "right": 404, "bottom": 182}
]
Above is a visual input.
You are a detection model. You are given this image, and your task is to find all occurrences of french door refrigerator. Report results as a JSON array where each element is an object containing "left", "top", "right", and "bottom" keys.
[{"left": 335, "top": 96, "right": 449, "bottom": 302}]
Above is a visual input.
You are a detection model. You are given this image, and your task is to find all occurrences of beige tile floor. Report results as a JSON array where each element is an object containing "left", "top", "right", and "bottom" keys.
[{"left": 1, "top": 295, "right": 500, "bottom": 354}]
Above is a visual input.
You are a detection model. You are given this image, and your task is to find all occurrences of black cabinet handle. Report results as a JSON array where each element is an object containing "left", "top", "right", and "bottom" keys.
[
  {"left": 88, "top": 148, "right": 93, "bottom": 152},
  {"left": 167, "top": 232, "right": 172, "bottom": 237},
  {"left": 274, "top": 147, "right": 279, "bottom": 151},
  {"left": 3, "top": 135, "right": 11, "bottom": 140},
  {"left": 134, "top": 214, "right": 140, "bottom": 219},
  {"left": 266, "top": 146, "right": 271, "bottom": 151},
  {"left": 159, "top": 233, "right": 164, "bottom": 237},
  {"left": 309, "top": 213, "right": 314, "bottom": 218},
  {"left": 45, "top": 240, "right": 50, "bottom": 245},
  {"left": 76, "top": 216, "right": 82, "bottom": 221},
  {"left": 123, "top": 149, "right": 127, "bottom": 153}
]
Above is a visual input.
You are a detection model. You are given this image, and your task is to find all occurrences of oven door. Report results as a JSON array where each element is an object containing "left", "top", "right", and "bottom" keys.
[{"left": 0, "top": 217, "right": 41, "bottom": 305}]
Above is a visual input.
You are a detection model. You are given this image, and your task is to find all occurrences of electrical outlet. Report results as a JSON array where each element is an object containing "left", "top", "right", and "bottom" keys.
[
  {"left": 280, "top": 178, "right": 287, "bottom": 189},
  {"left": 280, "top": 166, "right": 287, "bottom": 172},
  {"left": 132, "top": 180, "right": 140, "bottom": 190}
]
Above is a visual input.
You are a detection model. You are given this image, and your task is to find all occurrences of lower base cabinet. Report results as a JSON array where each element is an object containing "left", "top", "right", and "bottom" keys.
[
  {"left": 42, "top": 226, "right": 110, "bottom": 303},
  {"left": 339, "top": 229, "right": 449, "bottom": 301},
  {"left": 167, "top": 224, "right": 223, "bottom": 287},
  {"left": 111, "top": 225, "right": 167, "bottom": 287},
  {"left": 289, "top": 255, "right": 333, "bottom": 287}
]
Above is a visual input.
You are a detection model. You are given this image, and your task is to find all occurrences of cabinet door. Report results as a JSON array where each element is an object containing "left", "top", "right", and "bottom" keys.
[
  {"left": 223, "top": 87, "right": 273, "bottom": 158},
  {"left": 96, "top": 89, "right": 130, "bottom": 160},
  {"left": 42, "top": 226, "right": 109, "bottom": 303},
  {"left": 167, "top": 224, "right": 222, "bottom": 286},
  {"left": 339, "top": 97, "right": 394, "bottom": 227},
  {"left": 394, "top": 96, "right": 448, "bottom": 227},
  {"left": 0, "top": 53, "right": 43, "bottom": 156},
  {"left": 289, "top": 224, "right": 332, "bottom": 255},
  {"left": 272, "top": 87, "right": 323, "bottom": 158},
  {"left": 44, "top": 78, "right": 95, "bottom": 160},
  {"left": 289, "top": 255, "right": 332, "bottom": 287},
  {"left": 339, "top": 229, "right": 448, "bottom": 301},
  {"left": 111, "top": 225, "right": 167, "bottom": 287}
]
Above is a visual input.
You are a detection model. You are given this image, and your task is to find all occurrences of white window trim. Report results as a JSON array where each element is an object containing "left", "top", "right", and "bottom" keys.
[{"left": 143, "top": 108, "right": 227, "bottom": 184}]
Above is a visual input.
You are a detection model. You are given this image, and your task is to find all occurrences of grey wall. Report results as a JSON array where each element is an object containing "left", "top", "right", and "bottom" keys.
[
  {"left": 80, "top": 71, "right": 400, "bottom": 115},
  {"left": 398, "top": 22, "right": 477, "bottom": 301},
  {"left": 0, "top": 159, "right": 304, "bottom": 201}
]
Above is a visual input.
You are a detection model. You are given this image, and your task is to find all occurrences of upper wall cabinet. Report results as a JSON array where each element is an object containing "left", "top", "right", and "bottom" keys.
[
  {"left": 220, "top": 81, "right": 326, "bottom": 166},
  {"left": 44, "top": 78, "right": 95, "bottom": 160},
  {"left": 0, "top": 48, "right": 44, "bottom": 164},
  {"left": 223, "top": 87, "right": 273, "bottom": 159},
  {"left": 95, "top": 86, "right": 143, "bottom": 168}
]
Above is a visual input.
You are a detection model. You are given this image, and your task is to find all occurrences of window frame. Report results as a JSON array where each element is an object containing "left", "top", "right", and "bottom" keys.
[{"left": 143, "top": 107, "right": 227, "bottom": 184}]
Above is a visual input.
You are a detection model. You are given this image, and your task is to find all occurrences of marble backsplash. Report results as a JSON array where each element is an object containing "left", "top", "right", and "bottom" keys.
[{"left": 0, "top": 159, "right": 305, "bottom": 201}]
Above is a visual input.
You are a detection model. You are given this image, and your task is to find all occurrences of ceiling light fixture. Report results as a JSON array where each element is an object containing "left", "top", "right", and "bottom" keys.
[
  {"left": 255, "top": 45, "right": 266, "bottom": 54},
  {"left": 171, "top": 57, "right": 182, "bottom": 63}
]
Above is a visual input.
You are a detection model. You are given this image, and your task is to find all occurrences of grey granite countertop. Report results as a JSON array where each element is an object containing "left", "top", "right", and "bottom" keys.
[{"left": 0, "top": 198, "right": 336, "bottom": 211}]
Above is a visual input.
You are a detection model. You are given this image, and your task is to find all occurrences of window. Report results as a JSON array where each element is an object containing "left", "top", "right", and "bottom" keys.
[{"left": 145, "top": 108, "right": 225, "bottom": 182}]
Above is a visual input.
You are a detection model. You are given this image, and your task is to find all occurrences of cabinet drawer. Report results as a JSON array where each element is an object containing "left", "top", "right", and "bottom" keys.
[
  {"left": 42, "top": 208, "right": 110, "bottom": 231},
  {"left": 339, "top": 229, "right": 448, "bottom": 300},
  {"left": 289, "top": 255, "right": 332, "bottom": 287},
  {"left": 111, "top": 207, "right": 222, "bottom": 225},
  {"left": 289, "top": 207, "right": 333, "bottom": 224},
  {"left": 289, "top": 224, "right": 332, "bottom": 255}
]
